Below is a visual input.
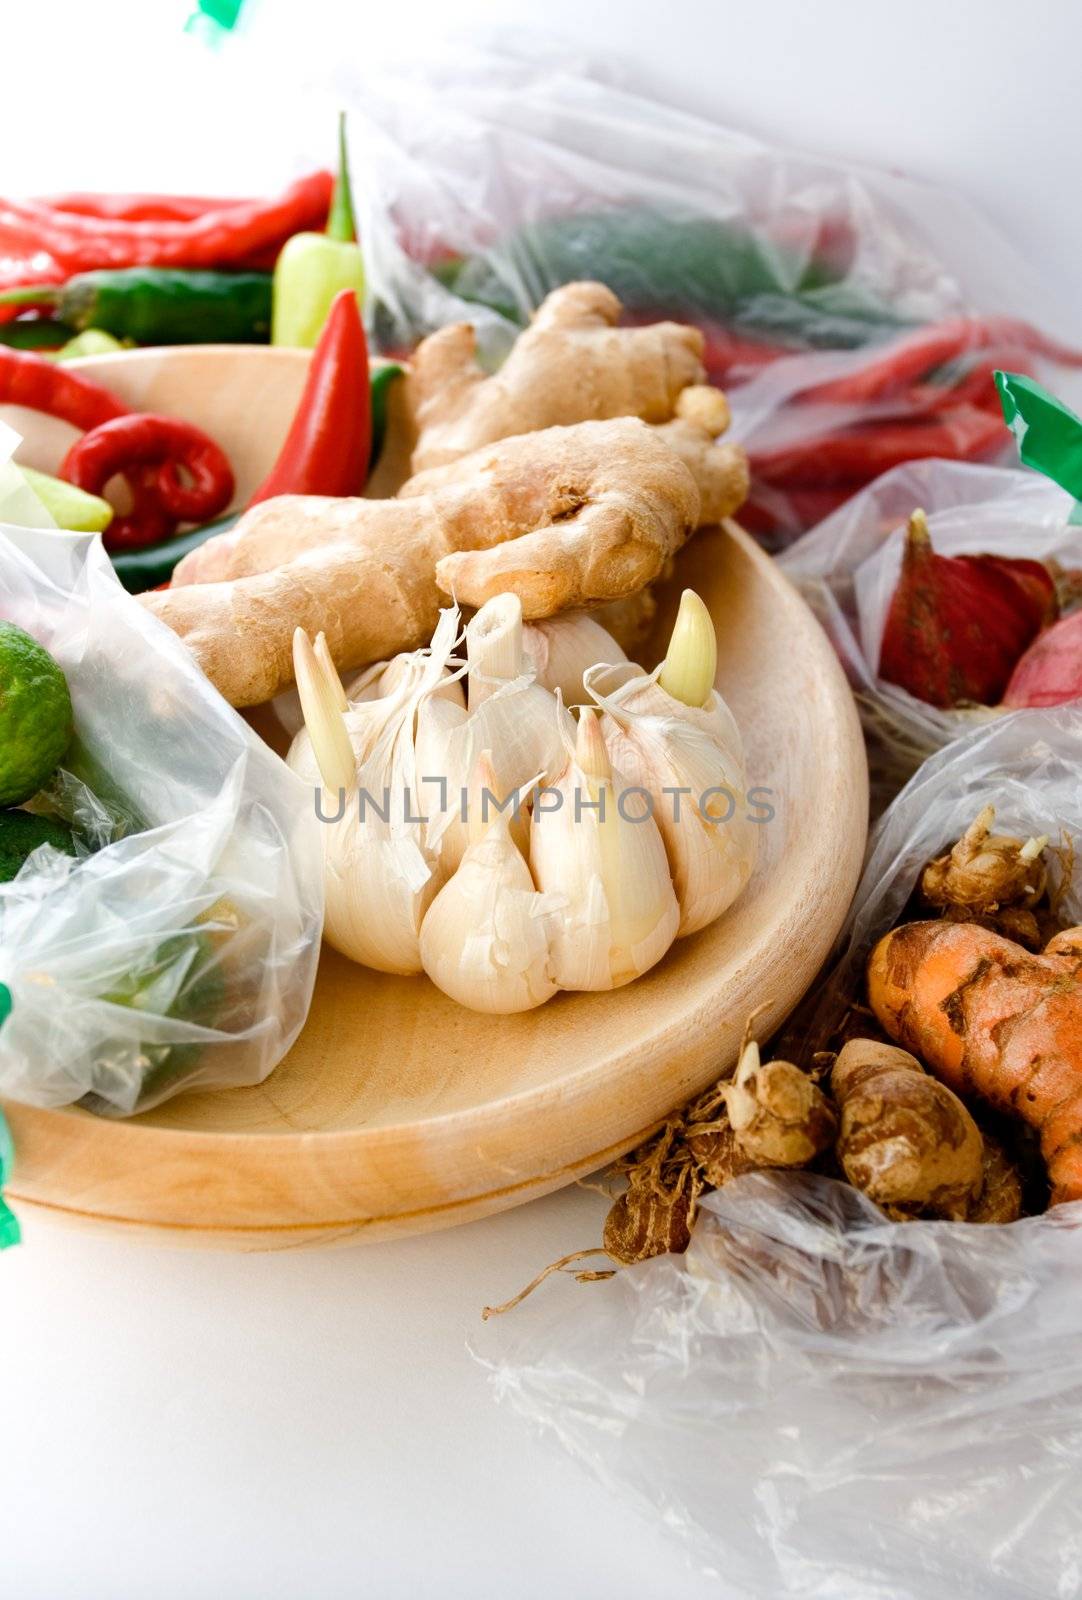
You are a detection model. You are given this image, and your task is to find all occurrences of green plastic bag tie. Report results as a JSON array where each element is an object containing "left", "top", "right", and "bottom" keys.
[
  {"left": 0, "top": 1106, "right": 21, "bottom": 1250},
  {"left": 184, "top": 0, "right": 245, "bottom": 46},
  {"left": 995, "top": 370, "right": 1082, "bottom": 524}
]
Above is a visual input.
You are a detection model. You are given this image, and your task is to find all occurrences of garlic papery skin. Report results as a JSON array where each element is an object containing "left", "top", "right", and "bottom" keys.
[
  {"left": 347, "top": 652, "right": 465, "bottom": 710},
  {"left": 584, "top": 658, "right": 758, "bottom": 938},
  {"left": 419, "top": 594, "right": 571, "bottom": 874},
  {"left": 522, "top": 612, "right": 627, "bottom": 706},
  {"left": 529, "top": 708, "right": 679, "bottom": 990},
  {"left": 419, "top": 754, "right": 559, "bottom": 1014},
  {"left": 287, "top": 612, "right": 461, "bottom": 975}
]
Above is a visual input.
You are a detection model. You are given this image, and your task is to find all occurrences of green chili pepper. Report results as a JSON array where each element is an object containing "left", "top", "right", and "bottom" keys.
[
  {"left": 0, "top": 268, "right": 273, "bottom": 345},
  {"left": 428, "top": 209, "right": 905, "bottom": 351},
  {"left": 111, "top": 512, "right": 240, "bottom": 594},
  {"left": 0, "top": 319, "right": 76, "bottom": 351},
  {"left": 272, "top": 112, "right": 365, "bottom": 348}
]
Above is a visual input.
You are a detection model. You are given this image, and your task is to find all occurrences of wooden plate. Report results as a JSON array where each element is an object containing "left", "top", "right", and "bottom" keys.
[{"left": 2, "top": 346, "right": 868, "bottom": 1248}]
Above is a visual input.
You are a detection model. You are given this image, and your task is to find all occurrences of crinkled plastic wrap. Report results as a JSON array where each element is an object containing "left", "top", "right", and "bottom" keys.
[
  {"left": 0, "top": 507, "right": 323, "bottom": 1115},
  {"left": 779, "top": 460, "right": 1077, "bottom": 806},
  {"left": 478, "top": 705, "right": 1082, "bottom": 1598},
  {"left": 306, "top": 40, "right": 1082, "bottom": 547}
]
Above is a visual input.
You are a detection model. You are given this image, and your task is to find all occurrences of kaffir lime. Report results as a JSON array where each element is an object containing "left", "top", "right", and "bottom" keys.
[
  {"left": 0, "top": 622, "right": 73, "bottom": 806},
  {"left": 0, "top": 810, "right": 76, "bottom": 883}
]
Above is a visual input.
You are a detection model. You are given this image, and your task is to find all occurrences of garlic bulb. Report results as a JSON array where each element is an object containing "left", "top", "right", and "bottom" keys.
[
  {"left": 530, "top": 707, "right": 679, "bottom": 990},
  {"left": 419, "top": 753, "right": 558, "bottom": 1013},
  {"left": 523, "top": 612, "right": 627, "bottom": 705},
  {"left": 586, "top": 590, "right": 757, "bottom": 936},
  {"left": 418, "top": 593, "right": 570, "bottom": 873},
  {"left": 287, "top": 613, "right": 460, "bottom": 974}
]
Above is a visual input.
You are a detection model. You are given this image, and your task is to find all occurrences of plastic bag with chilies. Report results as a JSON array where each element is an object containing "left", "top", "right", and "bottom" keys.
[
  {"left": 778, "top": 458, "right": 1079, "bottom": 808},
  {"left": 477, "top": 704, "right": 1082, "bottom": 1600},
  {"left": 0, "top": 463, "right": 323, "bottom": 1115},
  {"left": 297, "top": 38, "right": 1082, "bottom": 546}
]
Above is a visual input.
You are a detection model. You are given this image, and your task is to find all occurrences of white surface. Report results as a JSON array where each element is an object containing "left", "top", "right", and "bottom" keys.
[
  {"left": 3, "top": 2, "right": 1082, "bottom": 1595},
  {"left": 1, "top": 1187, "right": 725, "bottom": 1600}
]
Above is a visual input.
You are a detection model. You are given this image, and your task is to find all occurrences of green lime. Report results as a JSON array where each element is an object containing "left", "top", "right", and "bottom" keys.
[
  {"left": 0, "top": 810, "right": 77, "bottom": 883},
  {"left": 0, "top": 623, "right": 73, "bottom": 806}
]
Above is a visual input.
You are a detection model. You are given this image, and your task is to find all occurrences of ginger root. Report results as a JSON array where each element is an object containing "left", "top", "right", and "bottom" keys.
[
  {"left": 407, "top": 281, "right": 705, "bottom": 473},
  {"left": 832, "top": 1039, "right": 984, "bottom": 1220},
  {"left": 146, "top": 418, "right": 700, "bottom": 706},
  {"left": 922, "top": 804, "right": 1049, "bottom": 947},
  {"left": 652, "top": 384, "right": 749, "bottom": 527},
  {"left": 723, "top": 1036, "right": 837, "bottom": 1167},
  {"left": 868, "top": 920, "right": 1082, "bottom": 1205}
]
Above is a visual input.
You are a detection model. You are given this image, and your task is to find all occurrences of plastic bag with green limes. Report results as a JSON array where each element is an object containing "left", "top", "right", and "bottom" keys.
[{"left": 0, "top": 429, "right": 323, "bottom": 1115}]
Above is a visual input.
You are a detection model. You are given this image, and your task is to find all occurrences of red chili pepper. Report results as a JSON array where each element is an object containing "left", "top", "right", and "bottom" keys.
[
  {"left": 36, "top": 192, "right": 257, "bottom": 225},
  {"left": 60, "top": 414, "right": 234, "bottom": 550},
  {"left": 0, "top": 170, "right": 332, "bottom": 279},
  {"left": 751, "top": 404, "right": 1007, "bottom": 487},
  {"left": 803, "top": 317, "right": 1082, "bottom": 407},
  {"left": 0, "top": 345, "right": 127, "bottom": 430},
  {"left": 249, "top": 287, "right": 371, "bottom": 505},
  {"left": 741, "top": 483, "right": 856, "bottom": 541},
  {"left": 699, "top": 325, "right": 794, "bottom": 383}
]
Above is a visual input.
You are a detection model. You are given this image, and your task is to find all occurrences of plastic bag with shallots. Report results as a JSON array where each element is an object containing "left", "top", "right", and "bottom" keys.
[
  {"left": 477, "top": 704, "right": 1082, "bottom": 1600},
  {"left": 778, "top": 459, "right": 1079, "bottom": 808}
]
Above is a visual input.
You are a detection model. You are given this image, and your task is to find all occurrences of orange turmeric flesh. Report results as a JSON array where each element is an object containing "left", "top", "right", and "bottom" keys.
[{"left": 868, "top": 920, "right": 1082, "bottom": 1205}]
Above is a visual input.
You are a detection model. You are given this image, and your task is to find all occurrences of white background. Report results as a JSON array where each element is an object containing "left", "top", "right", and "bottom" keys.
[{"left": 3, "top": 2, "right": 1082, "bottom": 1596}]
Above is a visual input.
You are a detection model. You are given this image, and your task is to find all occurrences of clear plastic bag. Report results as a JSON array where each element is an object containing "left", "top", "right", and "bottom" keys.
[
  {"left": 778, "top": 459, "right": 1078, "bottom": 808},
  {"left": 0, "top": 496, "right": 323, "bottom": 1115},
  {"left": 316, "top": 40, "right": 1082, "bottom": 547},
  {"left": 478, "top": 704, "right": 1082, "bottom": 1599}
]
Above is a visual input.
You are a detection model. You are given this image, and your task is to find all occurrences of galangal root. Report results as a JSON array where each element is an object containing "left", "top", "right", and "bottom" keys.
[
  {"left": 145, "top": 417, "right": 707, "bottom": 706},
  {"left": 868, "top": 917, "right": 1082, "bottom": 1204},
  {"left": 831, "top": 1039, "right": 985, "bottom": 1220},
  {"left": 483, "top": 1011, "right": 1027, "bottom": 1316},
  {"left": 920, "top": 803, "right": 1052, "bottom": 947}
]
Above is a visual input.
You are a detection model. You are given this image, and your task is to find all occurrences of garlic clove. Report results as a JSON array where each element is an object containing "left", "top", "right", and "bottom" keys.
[
  {"left": 585, "top": 591, "right": 757, "bottom": 938},
  {"left": 530, "top": 707, "right": 679, "bottom": 990},
  {"left": 313, "top": 631, "right": 349, "bottom": 711},
  {"left": 658, "top": 588, "right": 717, "bottom": 709},
  {"left": 292, "top": 629, "right": 357, "bottom": 794},
  {"left": 420, "top": 594, "right": 571, "bottom": 874},
  {"left": 419, "top": 752, "right": 559, "bottom": 1013},
  {"left": 292, "top": 609, "right": 467, "bottom": 977},
  {"left": 522, "top": 612, "right": 627, "bottom": 705},
  {"left": 466, "top": 594, "right": 527, "bottom": 707}
]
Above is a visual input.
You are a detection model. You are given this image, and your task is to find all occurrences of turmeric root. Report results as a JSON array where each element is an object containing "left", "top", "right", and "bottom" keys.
[
  {"left": 831, "top": 1039, "right": 984, "bottom": 1220},
  {"left": 146, "top": 418, "right": 700, "bottom": 706},
  {"left": 723, "top": 1036, "right": 837, "bottom": 1166},
  {"left": 968, "top": 1136, "right": 1023, "bottom": 1224},
  {"left": 868, "top": 919, "right": 1082, "bottom": 1204},
  {"left": 922, "top": 805, "right": 1049, "bottom": 946},
  {"left": 407, "top": 280, "right": 705, "bottom": 473}
]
